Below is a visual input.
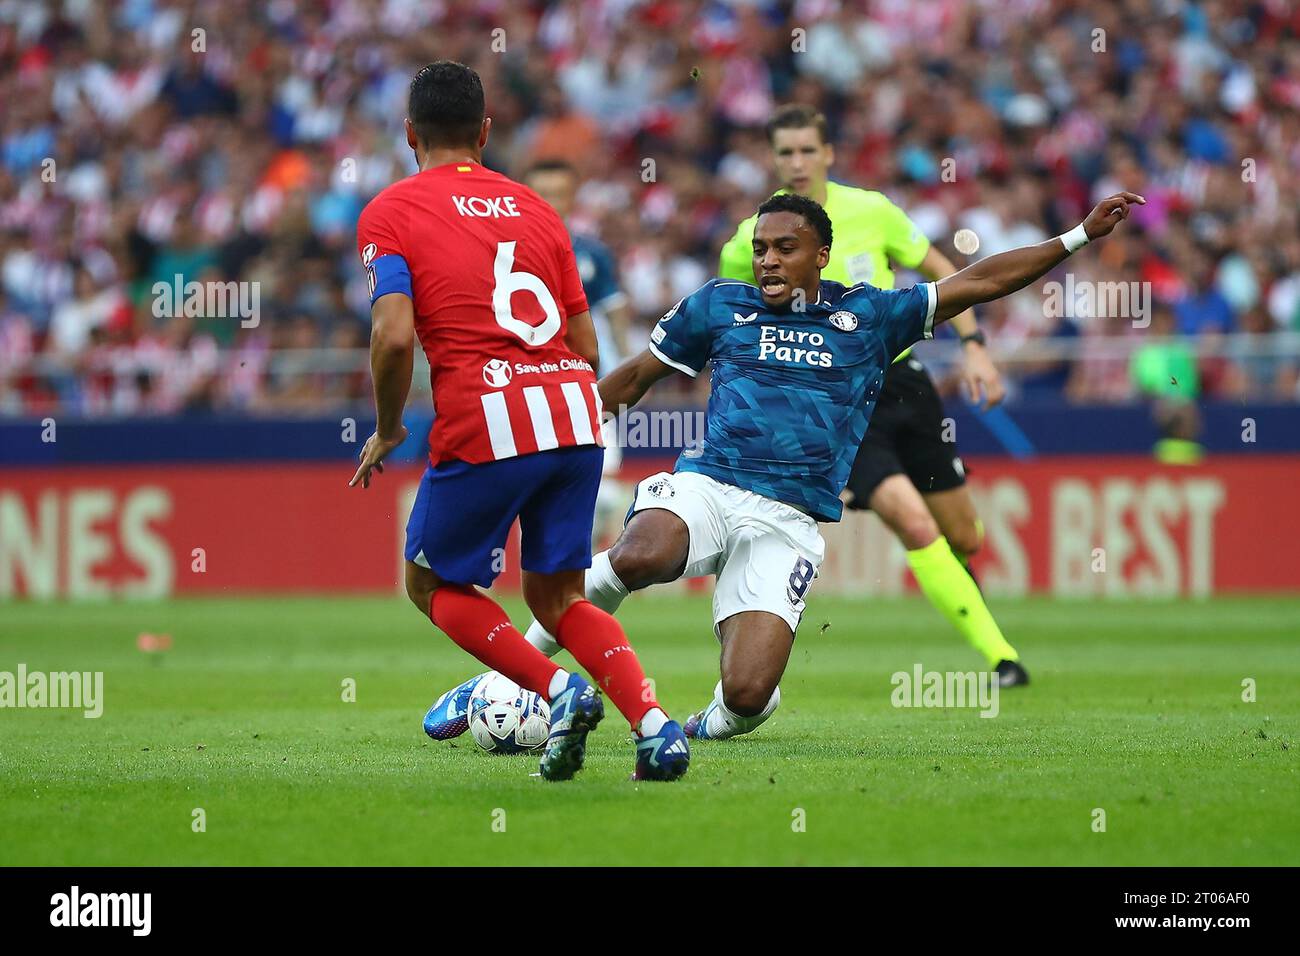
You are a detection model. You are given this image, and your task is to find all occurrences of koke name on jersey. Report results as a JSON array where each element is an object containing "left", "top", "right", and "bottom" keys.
[{"left": 452, "top": 194, "right": 522, "bottom": 218}]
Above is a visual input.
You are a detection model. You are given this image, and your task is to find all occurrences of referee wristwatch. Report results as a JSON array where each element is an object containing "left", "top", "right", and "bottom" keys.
[{"left": 960, "top": 330, "right": 987, "bottom": 347}]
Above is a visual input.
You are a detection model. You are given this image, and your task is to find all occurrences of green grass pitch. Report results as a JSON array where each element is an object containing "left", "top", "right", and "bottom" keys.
[{"left": 1, "top": 594, "right": 1296, "bottom": 866}]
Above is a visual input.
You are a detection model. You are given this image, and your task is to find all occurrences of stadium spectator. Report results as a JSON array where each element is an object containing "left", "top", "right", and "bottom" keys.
[
  {"left": 1224, "top": 306, "right": 1299, "bottom": 399},
  {"left": 1174, "top": 248, "right": 1235, "bottom": 336},
  {"left": 1130, "top": 302, "right": 1205, "bottom": 464},
  {"left": 0, "top": 0, "right": 1296, "bottom": 416}
]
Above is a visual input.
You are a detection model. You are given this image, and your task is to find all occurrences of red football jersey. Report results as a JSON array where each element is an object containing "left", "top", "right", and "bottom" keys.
[{"left": 356, "top": 161, "right": 603, "bottom": 466}]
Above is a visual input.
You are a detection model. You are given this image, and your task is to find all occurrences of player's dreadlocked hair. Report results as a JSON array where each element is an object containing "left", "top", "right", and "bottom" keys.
[
  {"left": 408, "top": 61, "right": 485, "bottom": 148},
  {"left": 757, "top": 193, "right": 833, "bottom": 250}
]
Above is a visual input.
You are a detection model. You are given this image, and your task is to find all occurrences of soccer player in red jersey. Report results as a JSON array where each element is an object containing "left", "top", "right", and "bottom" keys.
[{"left": 350, "top": 62, "right": 688, "bottom": 782}]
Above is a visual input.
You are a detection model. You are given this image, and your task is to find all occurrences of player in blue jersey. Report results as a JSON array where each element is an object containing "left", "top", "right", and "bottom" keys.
[
  {"left": 523, "top": 161, "right": 633, "bottom": 370},
  {"left": 524, "top": 160, "right": 634, "bottom": 545},
  {"left": 425, "top": 188, "right": 1142, "bottom": 744}
]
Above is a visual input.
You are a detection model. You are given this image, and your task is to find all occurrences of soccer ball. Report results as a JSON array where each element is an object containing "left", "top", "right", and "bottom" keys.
[{"left": 468, "top": 672, "right": 551, "bottom": 755}]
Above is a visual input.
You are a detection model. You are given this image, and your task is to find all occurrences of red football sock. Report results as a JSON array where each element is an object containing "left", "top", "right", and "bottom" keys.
[
  {"left": 554, "top": 600, "right": 658, "bottom": 729},
  {"left": 428, "top": 586, "right": 559, "bottom": 698}
]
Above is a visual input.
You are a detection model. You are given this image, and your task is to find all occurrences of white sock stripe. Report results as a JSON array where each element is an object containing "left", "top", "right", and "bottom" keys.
[
  {"left": 479, "top": 391, "right": 516, "bottom": 460},
  {"left": 561, "top": 381, "right": 595, "bottom": 445},
  {"left": 523, "top": 385, "right": 558, "bottom": 451},
  {"left": 705, "top": 684, "right": 781, "bottom": 738},
  {"left": 588, "top": 551, "right": 630, "bottom": 602},
  {"left": 523, "top": 617, "right": 561, "bottom": 657},
  {"left": 638, "top": 706, "right": 668, "bottom": 737}
]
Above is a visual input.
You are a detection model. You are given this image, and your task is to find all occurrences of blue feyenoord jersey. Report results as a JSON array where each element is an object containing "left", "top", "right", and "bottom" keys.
[
  {"left": 649, "top": 278, "right": 937, "bottom": 521},
  {"left": 571, "top": 233, "right": 628, "bottom": 367}
]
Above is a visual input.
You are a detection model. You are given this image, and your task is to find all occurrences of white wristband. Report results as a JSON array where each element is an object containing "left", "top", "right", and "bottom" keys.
[{"left": 1060, "top": 222, "right": 1090, "bottom": 253}]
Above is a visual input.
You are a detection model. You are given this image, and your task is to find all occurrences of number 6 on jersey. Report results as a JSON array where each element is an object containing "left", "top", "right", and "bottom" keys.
[{"left": 493, "top": 240, "right": 561, "bottom": 346}]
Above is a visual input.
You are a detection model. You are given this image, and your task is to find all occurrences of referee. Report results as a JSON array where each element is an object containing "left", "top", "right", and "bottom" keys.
[{"left": 718, "top": 105, "right": 1028, "bottom": 686}]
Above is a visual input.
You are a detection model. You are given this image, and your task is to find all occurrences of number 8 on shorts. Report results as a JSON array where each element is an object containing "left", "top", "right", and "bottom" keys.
[{"left": 787, "top": 556, "right": 816, "bottom": 605}]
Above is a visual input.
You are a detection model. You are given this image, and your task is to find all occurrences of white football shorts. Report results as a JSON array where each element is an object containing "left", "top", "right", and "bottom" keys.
[{"left": 628, "top": 470, "right": 825, "bottom": 638}]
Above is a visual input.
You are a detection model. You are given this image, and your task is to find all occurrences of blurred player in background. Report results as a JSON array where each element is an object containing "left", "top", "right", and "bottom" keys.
[
  {"left": 351, "top": 61, "right": 688, "bottom": 782},
  {"left": 719, "top": 105, "right": 1029, "bottom": 696},
  {"left": 524, "top": 160, "right": 633, "bottom": 547}
]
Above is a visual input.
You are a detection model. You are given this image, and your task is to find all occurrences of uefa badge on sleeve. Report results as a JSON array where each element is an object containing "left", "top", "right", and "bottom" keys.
[{"left": 362, "top": 243, "right": 378, "bottom": 296}]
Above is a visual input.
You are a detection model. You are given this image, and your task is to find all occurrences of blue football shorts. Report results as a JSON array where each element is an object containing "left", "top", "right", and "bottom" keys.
[{"left": 405, "top": 445, "right": 604, "bottom": 587}]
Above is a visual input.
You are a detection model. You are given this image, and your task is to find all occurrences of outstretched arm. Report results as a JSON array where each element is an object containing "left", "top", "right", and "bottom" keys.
[
  {"left": 599, "top": 349, "right": 680, "bottom": 412},
  {"left": 933, "top": 192, "right": 1145, "bottom": 325}
]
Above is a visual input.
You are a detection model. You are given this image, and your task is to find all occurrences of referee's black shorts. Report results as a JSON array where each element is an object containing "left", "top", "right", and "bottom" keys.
[{"left": 843, "top": 357, "right": 967, "bottom": 510}]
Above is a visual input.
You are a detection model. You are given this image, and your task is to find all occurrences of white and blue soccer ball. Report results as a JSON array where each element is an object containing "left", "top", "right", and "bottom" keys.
[{"left": 468, "top": 672, "right": 551, "bottom": 755}]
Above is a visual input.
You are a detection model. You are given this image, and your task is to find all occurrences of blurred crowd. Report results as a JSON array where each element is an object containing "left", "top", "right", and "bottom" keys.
[{"left": 1, "top": 0, "right": 1298, "bottom": 418}]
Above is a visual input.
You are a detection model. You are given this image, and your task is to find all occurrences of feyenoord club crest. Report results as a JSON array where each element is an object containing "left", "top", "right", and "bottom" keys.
[
  {"left": 647, "top": 478, "right": 675, "bottom": 499},
  {"left": 828, "top": 310, "right": 858, "bottom": 332}
]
